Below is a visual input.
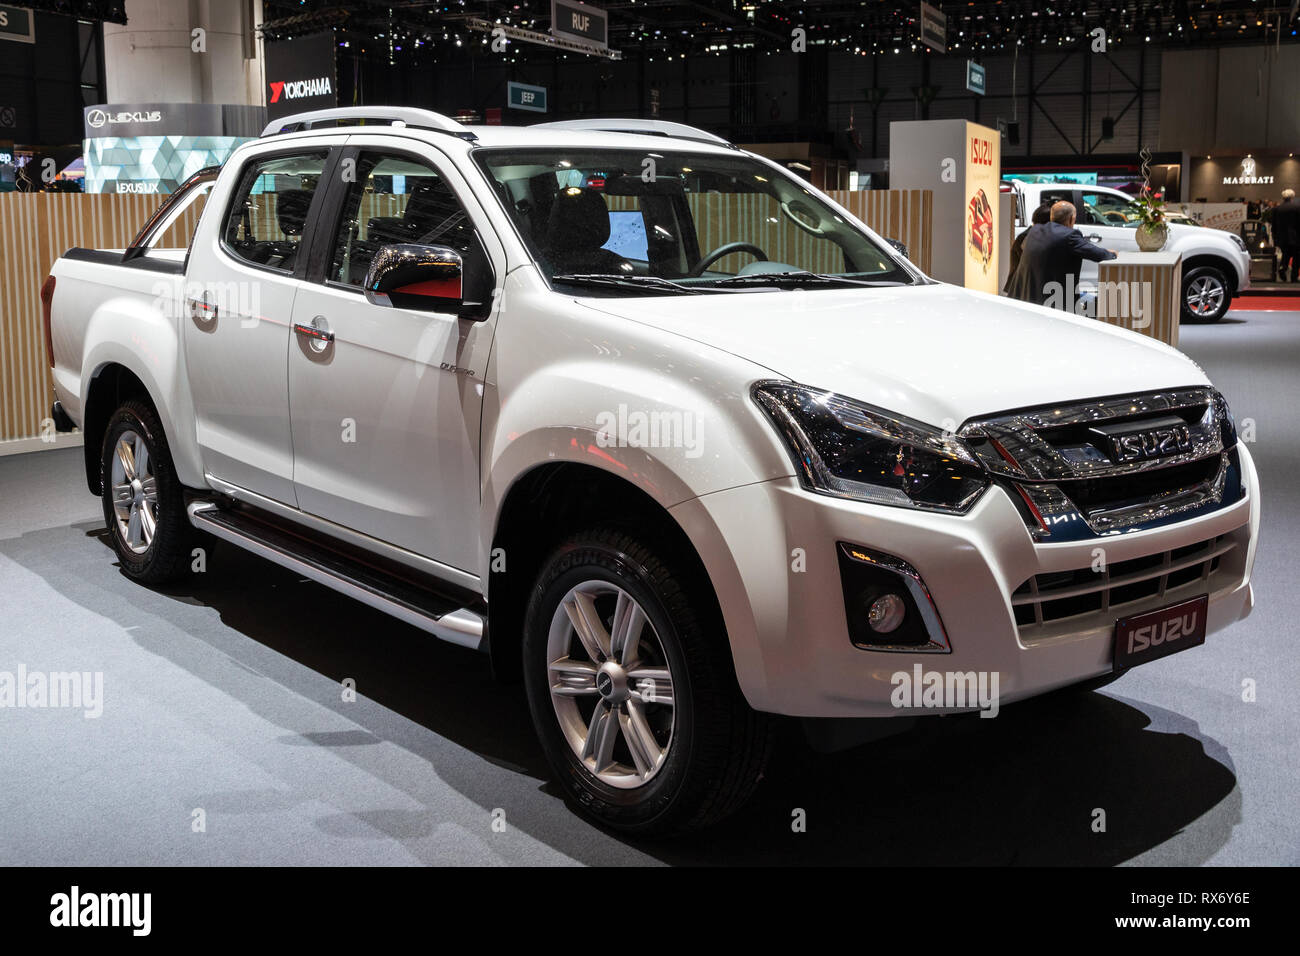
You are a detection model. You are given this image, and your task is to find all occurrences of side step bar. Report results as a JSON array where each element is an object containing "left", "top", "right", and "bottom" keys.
[{"left": 187, "top": 502, "right": 486, "bottom": 651}]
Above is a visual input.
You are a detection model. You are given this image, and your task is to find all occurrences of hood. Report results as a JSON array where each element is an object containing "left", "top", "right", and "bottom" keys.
[{"left": 579, "top": 282, "right": 1209, "bottom": 428}]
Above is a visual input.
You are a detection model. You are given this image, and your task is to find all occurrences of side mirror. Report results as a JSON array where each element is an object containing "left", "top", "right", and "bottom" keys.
[
  {"left": 364, "top": 243, "right": 473, "bottom": 315},
  {"left": 884, "top": 237, "right": 908, "bottom": 258}
]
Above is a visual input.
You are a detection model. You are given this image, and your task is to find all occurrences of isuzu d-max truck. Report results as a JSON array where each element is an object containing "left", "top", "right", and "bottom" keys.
[
  {"left": 1009, "top": 180, "right": 1252, "bottom": 322},
  {"left": 44, "top": 108, "right": 1259, "bottom": 834}
]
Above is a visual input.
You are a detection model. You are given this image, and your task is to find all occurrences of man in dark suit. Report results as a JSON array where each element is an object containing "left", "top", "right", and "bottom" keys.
[
  {"left": 1271, "top": 188, "right": 1300, "bottom": 282},
  {"left": 1003, "top": 202, "right": 1052, "bottom": 294},
  {"left": 1009, "top": 201, "right": 1116, "bottom": 311}
]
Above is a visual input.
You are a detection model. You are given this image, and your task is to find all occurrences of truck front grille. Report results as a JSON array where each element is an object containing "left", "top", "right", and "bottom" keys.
[
  {"left": 959, "top": 388, "right": 1242, "bottom": 540},
  {"left": 1011, "top": 533, "right": 1238, "bottom": 630}
]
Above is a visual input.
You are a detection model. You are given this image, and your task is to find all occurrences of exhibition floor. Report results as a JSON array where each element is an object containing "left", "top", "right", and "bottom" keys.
[{"left": 1, "top": 307, "right": 1296, "bottom": 866}]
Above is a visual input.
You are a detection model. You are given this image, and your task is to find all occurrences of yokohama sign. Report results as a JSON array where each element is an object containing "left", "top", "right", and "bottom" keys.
[
  {"left": 268, "top": 77, "right": 333, "bottom": 103},
  {"left": 264, "top": 31, "right": 338, "bottom": 120}
]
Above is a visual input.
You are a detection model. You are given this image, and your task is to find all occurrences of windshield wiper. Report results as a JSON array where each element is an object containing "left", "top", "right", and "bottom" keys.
[
  {"left": 703, "top": 271, "right": 911, "bottom": 288},
  {"left": 551, "top": 273, "right": 705, "bottom": 295}
]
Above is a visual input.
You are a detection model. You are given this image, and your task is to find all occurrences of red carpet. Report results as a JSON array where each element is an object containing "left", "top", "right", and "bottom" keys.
[{"left": 1230, "top": 296, "right": 1300, "bottom": 311}]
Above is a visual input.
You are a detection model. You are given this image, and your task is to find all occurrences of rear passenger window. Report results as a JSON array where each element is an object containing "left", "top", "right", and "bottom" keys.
[
  {"left": 328, "top": 152, "right": 477, "bottom": 287},
  {"left": 222, "top": 151, "right": 328, "bottom": 272}
]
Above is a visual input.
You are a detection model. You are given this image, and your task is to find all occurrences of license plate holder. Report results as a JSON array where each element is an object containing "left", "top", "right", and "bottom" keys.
[{"left": 1113, "top": 595, "right": 1208, "bottom": 671}]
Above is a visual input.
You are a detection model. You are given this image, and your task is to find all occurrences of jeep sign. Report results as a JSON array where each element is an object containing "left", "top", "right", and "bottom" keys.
[{"left": 508, "top": 81, "right": 548, "bottom": 113}]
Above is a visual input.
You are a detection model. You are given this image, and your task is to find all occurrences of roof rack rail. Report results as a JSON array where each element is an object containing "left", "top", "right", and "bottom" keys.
[
  {"left": 528, "top": 118, "right": 734, "bottom": 148},
  {"left": 262, "top": 107, "right": 476, "bottom": 141}
]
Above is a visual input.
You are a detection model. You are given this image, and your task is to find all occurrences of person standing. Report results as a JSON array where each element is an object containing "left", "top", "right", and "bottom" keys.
[
  {"left": 1010, "top": 201, "right": 1117, "bottom": 310},
  {"left": 1271, "top": 188, "right": 1300, "bottom": 282},
  {"left": 1003, "top": 203, "right": 1052, "bottom": 295}
]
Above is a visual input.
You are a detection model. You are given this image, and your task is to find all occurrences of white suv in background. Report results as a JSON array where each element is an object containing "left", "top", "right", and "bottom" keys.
[
  {"left": 1011, "top": 180, "right": 1251, "bottom": 322},
  {"left": 45, "top": 109, "right": 1259, "bottom": 834}
]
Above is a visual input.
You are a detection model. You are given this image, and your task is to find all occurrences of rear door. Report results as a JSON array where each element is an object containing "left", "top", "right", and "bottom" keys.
[
  {"left": 285, "top": 137, "right": 501, "bottom": 573},
  {"left": 182, "top": 144, "right": 339, "bottom": 504}
]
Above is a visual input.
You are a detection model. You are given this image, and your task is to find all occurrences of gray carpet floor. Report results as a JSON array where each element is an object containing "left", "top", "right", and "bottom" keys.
[{"left": 1, "top": 308, "right": 1296, "bottom": 866}]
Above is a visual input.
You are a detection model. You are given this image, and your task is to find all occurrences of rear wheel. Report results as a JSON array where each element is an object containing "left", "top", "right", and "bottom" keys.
[
  {"left": 100, "top": 399, "right": 192, "bottom": 584},
  {"left": 1181, "top": 265, "right": 1230, "bottom": 323},
  {"left": 522, "top": 528, "right": 771, "bottom": 835}
]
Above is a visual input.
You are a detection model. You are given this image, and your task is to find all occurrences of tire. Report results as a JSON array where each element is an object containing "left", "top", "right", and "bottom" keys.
[
  {"left": 100, "top": 399, "right": 192, "bottom": 584},
  {"left": 1181, "top": 265, "right": 1231, "bottom": 323},
  {"left": 522, "top": 528, "right": 771, "bottom": 835}
]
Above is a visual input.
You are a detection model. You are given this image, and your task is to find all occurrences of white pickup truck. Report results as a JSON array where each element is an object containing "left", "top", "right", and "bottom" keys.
[
  {"left": 1010, "top": 180, "right": 1251, "bottom": 322},
  {"left": 45, "top": 108, "right": 1259, "bottom": 834}
]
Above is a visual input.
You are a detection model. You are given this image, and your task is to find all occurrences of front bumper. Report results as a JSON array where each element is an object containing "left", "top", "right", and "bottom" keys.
[{"left": 671, "top": 443, "right": 1260, "bottom": 718}]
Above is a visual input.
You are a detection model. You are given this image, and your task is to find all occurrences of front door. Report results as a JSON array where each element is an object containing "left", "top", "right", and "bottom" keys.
[{"left": 286, "top": 142, "right": 499, "bottom": 574}]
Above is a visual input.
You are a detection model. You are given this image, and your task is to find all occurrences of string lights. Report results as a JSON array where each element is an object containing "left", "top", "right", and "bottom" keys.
[{"left": 260, "top": 1, "right": 1300, "bottom": 61}]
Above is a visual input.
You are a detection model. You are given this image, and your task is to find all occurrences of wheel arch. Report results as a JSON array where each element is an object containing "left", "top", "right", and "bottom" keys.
[
  {"left": 81, "top": 362, "right": 156, "bottom": 495},
  {"left": 486, "top": 461, "right": 727, "bottom": 683},
  {"left": 1182, "top": 254, "right": 1239, "bottom": 297}
]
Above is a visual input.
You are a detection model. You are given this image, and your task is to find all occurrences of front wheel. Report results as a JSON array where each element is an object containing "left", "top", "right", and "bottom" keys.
[
  {"left": 522, "top": 528, "right": 771, "bottom": 835},
  {"left": 1182, "top": 265, "right": 1231, "bottom": 323},
  {"left": 100, "top": 399, "right": 193, "bottom": 584}
]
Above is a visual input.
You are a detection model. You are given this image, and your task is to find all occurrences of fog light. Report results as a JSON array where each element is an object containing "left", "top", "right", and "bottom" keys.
[{"left": 868, "top": 593, "right": 906, "bottom": 633}]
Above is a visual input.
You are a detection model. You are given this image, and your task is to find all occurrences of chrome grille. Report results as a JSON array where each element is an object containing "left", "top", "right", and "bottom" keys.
[
  {"left": 959, "top": 388, "right": 1241, "bottom": 540},
  {"left": 1011, "top": 534, "right": 1235, "bottom": 630}
]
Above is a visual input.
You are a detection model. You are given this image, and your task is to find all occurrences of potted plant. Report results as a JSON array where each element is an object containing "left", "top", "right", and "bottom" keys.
[{"left": 1133, "top": 186, "right": 1169, "bottom": 251}]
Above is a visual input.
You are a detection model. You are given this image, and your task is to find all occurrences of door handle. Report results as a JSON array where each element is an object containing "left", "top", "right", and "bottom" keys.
[
  {"left": 293, "top": 316, "right": 334, "bottom": 352},
  {"left": 1087, "top": 234, "right": 1102, "bottom": 242},
  {"left": 188, "top": 293, "right": 218, "bottom": 325}
]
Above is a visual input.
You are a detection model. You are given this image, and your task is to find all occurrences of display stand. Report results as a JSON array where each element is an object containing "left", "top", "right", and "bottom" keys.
[
  {"left": 1094, "top": 252, "right": 1183, "bottom": 348},
  {"left": 888, "top": 119, "right": 1002, "bottom": 293}
]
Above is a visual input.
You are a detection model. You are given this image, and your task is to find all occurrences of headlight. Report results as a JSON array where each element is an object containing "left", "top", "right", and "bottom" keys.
[
  {"left": 753, "top": 382, "right": 990, "bottom": 513},
  {"left": 1215, "top": 391, "right": 1238, "bottom": 447},
  {"left": 1230, "top": 234, "right": 1247, "bottom": 252}
]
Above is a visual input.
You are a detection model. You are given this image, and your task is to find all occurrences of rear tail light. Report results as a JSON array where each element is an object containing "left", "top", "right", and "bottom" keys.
[{"left": 40, "top": 275, "right": 56, "bottom": 368}]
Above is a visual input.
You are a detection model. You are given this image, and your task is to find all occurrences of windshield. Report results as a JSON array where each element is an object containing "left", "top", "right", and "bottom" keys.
[{"left": 473, "top": 147, "right": 918, "bottom": 293}]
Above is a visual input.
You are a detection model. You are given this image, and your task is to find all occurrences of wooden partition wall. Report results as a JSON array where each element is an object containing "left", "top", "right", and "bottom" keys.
[{"left": 0, "top": 188, "right": 932, "bottom": 446}]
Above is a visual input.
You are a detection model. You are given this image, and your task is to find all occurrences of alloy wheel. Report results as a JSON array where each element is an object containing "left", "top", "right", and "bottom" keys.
[
  {"left": 1186, "top": 275, "right": 1225, "bottom": 316},
  {"left": 109, "top": 429, "right": 159, "bottom": 555},
  {"left": 546, "top": 580, "right": 676, "bottom": 789}
]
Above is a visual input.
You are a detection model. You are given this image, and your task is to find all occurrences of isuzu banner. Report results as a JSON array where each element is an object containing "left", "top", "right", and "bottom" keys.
[
  {"left": 889, "top": 118, "right": 1002, "bottom": 292},
  {"left": 963, "top": 122, "right": 1001, "bottom": 293},
  {"left": 264, "top": 31, "right": 338, "bottom": 122}
]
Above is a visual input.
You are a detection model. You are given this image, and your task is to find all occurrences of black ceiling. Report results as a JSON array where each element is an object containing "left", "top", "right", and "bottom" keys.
[
  {"left": 255, "top": 1, "right": 1299, "bottom": 55},
  {"left": 21, "top": 1, "right": 1300, "bottom": 56}
]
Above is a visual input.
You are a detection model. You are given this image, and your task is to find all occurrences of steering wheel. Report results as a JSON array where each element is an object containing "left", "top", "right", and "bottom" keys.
[{"left": 689, "top": 241, "right": 769, "bottom": 277}]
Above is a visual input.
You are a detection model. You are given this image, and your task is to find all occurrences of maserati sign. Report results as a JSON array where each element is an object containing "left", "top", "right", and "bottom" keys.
[{"left": 1222, "top": 156, "right": 1274, "bottom": 186}]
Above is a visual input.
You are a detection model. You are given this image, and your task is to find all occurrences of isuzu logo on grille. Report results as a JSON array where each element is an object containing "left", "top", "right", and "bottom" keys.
[{"left": 1090, "top": 415, "right": 1194, "bottom": 463}]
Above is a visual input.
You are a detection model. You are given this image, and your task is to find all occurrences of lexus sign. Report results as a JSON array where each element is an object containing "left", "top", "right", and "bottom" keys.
[
  {"left": 83, "top": 104, "right": 222, "bottom": 139},
  {"left": 264, "top": 31, "right": 338, "bottom": 121},
  {"left": 86, "top": 108, "right": 162, "bottom": 130}
]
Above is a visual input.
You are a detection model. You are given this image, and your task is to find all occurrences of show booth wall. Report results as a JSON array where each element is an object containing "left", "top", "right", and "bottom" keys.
[
  {"left": 0, "top": 188, "right": 934, "bottom": 448},
  {"left": 887, "top": 119, "right": 1002, "bottom": 291}
]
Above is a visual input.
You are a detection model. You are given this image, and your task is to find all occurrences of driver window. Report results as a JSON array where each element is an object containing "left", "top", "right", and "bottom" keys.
[
  {"left": 1081, "top": 191, "right": 1139, "bottom": 227},
  {"left": 329, "top": 152, "right": 477, "bottom": 287}
]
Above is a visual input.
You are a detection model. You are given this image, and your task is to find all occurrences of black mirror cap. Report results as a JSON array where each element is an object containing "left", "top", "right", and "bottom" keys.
[{"left": 885, "top": 237, "right": 908, "bottom": 258}]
